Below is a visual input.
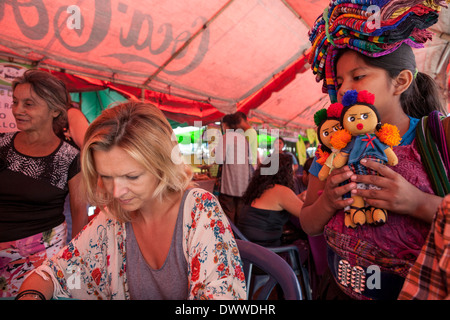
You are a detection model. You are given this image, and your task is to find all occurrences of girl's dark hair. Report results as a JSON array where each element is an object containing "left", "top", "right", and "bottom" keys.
[
  {"left": 242, "top": 153, "right": 294, "bottom": 205},
  {"left": 338, "top": 44, "right": 445, "bottom": 118},
  {"left": 359, "top": 44, "right": 445, "bottom": 118}
]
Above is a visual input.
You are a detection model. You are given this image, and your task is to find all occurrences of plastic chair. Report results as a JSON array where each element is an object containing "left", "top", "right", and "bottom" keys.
[
  {"left": 230, "top": 221, "right": 312, "bottom": 300},
  {"left": 236, "top": 239, "right": 302, "bottom": 300}
]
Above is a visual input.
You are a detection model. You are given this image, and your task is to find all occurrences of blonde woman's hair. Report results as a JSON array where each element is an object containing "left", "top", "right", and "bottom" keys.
[{"left": 81, "top": 101, "right": 192, "bottom": 222}]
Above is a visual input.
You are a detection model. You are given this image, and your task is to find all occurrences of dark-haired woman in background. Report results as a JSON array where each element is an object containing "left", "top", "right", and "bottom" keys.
[
  {"left": 0, "top": 69, "right": 88, "bottom": 297},
  {"left": 238, "top": 153, "right": 304, "bottom": 247}
]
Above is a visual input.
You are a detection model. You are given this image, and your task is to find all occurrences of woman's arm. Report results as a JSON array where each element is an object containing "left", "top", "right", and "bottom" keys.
[
  {"left": 68, "top": 173, "right": 89, "bottom": 238},
  {"left": 299, "top": 166, "right": 356, "bottom": 235},
  {"left": 67, "top": 108, "right": 89, "bottom": 149},
  {"left": 184, "top": 189, "right": 247, "bottom": 300},
  {"left": 353, "top": 159, "right": 442, "bottom": 223},
  {"left": 18, "top": 211, "right": 128, "bottom": 300},
  {"left": 277, "top": 186, "right": 304, "bottom": 217},
  {"left": 16, "top": 271, "right": 54, "bottom": 300}
]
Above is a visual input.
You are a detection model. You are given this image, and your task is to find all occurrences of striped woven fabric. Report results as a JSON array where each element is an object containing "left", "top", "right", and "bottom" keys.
[
  {"left": 415, "top": 111, "right": 450, "bottom": 197},
  {"left": 308, "top": 0, "right": 450, "bottom": 102},
  {"left": 427, "top": 111, "right": 450, "bottom": 172}
]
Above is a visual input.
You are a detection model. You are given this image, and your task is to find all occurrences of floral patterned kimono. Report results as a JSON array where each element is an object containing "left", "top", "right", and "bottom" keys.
[{"left": 31, "top": 188, "right": 247, "bottom": 300}]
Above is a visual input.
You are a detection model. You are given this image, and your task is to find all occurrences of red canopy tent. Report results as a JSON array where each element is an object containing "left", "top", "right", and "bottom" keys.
[
  {"left": 0, "top": 0, "right": 447, "bottom": 130},
  {"left": 0, "top": 0, "right": 331, "bottom": 129}
]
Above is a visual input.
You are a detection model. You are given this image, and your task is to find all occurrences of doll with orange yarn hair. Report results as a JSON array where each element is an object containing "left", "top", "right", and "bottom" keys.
[
  {"left": 331, "top": 90, "right": 401, "bottom": 228},
  {"left": 314, "top": 103, "right": 343, "bottom": 181}
]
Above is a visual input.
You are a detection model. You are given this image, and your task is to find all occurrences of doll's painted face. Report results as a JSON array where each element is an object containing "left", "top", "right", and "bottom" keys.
[
  {"left": 319, "top": 119, "right": 341, "bottom": 148},
  {"left": 342, "top": 104, "right": 378, "bottom": 135}
]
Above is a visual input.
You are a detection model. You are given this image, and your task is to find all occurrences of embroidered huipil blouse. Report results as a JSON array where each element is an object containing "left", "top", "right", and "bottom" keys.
[{"left": 32, "top": 188, "right": 247, "bottom": 300}]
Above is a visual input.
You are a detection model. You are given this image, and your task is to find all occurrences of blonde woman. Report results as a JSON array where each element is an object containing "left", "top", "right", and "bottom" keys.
[{"left": 16, "top": 101, "right": 246, "bottom": 300}]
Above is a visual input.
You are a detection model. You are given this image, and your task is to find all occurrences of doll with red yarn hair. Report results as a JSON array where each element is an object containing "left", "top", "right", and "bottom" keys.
[
  {"left": 331, "top": 90, "right": 401, "bottom": 228},
  {"left": 314, "top": 103, "right": 343, "bottom": 181}
]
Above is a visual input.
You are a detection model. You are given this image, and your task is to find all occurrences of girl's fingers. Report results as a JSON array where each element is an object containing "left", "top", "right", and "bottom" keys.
[
  {"left": 360, "top": 158, "right": 396, "bottom": 178},
  {"left": 352, "top": 159, "right": 398, "bottom": 189},
  {"left": 325, "top": 166, "right": 356, "bottom": 208},
  {"left": 328, "top": 166, "right": 353, "bottom": 186},
  {"left": 352, "top": 158, "right": 409, "bottom": 212}
]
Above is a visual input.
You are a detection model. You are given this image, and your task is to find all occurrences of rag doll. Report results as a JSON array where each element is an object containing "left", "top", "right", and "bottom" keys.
[
  {"left": 331, "top": 90, "right": 401, "bottom": 228},
  {"left": 313, "top": 103, "right": 343, "bottom": 181}
]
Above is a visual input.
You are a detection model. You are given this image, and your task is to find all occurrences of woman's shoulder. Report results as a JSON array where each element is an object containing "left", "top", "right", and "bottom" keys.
[
  {"left": 59, "top": 208, "right": 126, "bottom": 287},
  {"left": 0, "top": 131, "right": 15, "bottom": 138},
  {"left": 309, "top": 156, "right": 322, "bottom": 177},
  {"left": 181, "top": 187, "right": 231, "bottom": 246},
  {"left": 60, "top": 139, "right": 80, "bottom": 156},
  {"left": 74, "top": 208, "right": 123, "bottom": 241},
  {"left": 186, "top": 187, "right": 215, "bottom": 199},
  {"left": 272, "top": 184, "right": 296, "bottom": 195},
  {"left": 258, "top": 184, "right": 296, "bottom": 203},
  {"left": 184, "top": 188, "right": 219, "bottom": 210},
  {"left": 0, "top": 131, "right": 16, "bottom": 146},
  {"left": 399, "top": 116, "right": 419, "bottom": 146}
]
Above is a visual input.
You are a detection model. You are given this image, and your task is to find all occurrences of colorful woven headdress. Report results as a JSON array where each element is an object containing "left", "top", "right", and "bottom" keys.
[{"left": 308, "top": 0, "right": 449, "bottom": 102}]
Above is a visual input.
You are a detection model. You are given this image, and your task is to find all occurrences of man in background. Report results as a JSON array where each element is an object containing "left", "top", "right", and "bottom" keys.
[
  {"left": 235, "top": 111, "right": 259, "bottom": 169},
  {"left": 215, "top": 114, "right": 252, "bottom": 224}
]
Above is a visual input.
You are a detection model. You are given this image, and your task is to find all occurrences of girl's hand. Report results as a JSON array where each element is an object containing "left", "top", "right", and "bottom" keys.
[
  {"left": 352, "top": 158, "right": 441, "bottom": 223},
  {"left": 321, "top": 165, "right": 356, "bottom": 212},
  {"left": 300, "top": 165, "right": 356, "bottom": 235}
]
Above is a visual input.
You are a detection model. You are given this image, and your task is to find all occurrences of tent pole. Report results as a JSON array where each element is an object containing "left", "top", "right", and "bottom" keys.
[
  {"left": 429, "top": 28, "right": 450, "bottom": 42},
  {"left": 280, "top": 0, "right": 312, "bottom": 29},
  {"left": 143, "top": 0, "right": 236, "bottom": 87}
]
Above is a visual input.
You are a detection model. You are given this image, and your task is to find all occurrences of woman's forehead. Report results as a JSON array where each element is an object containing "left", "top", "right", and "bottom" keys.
[{"left": 336, "top": 51, "right": 368, "bottom": 72}]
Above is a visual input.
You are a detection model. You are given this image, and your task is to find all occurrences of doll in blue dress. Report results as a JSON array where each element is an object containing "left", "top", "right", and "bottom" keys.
[{"left": 331, "top": 90, "right": 401, "bottom": 228}]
